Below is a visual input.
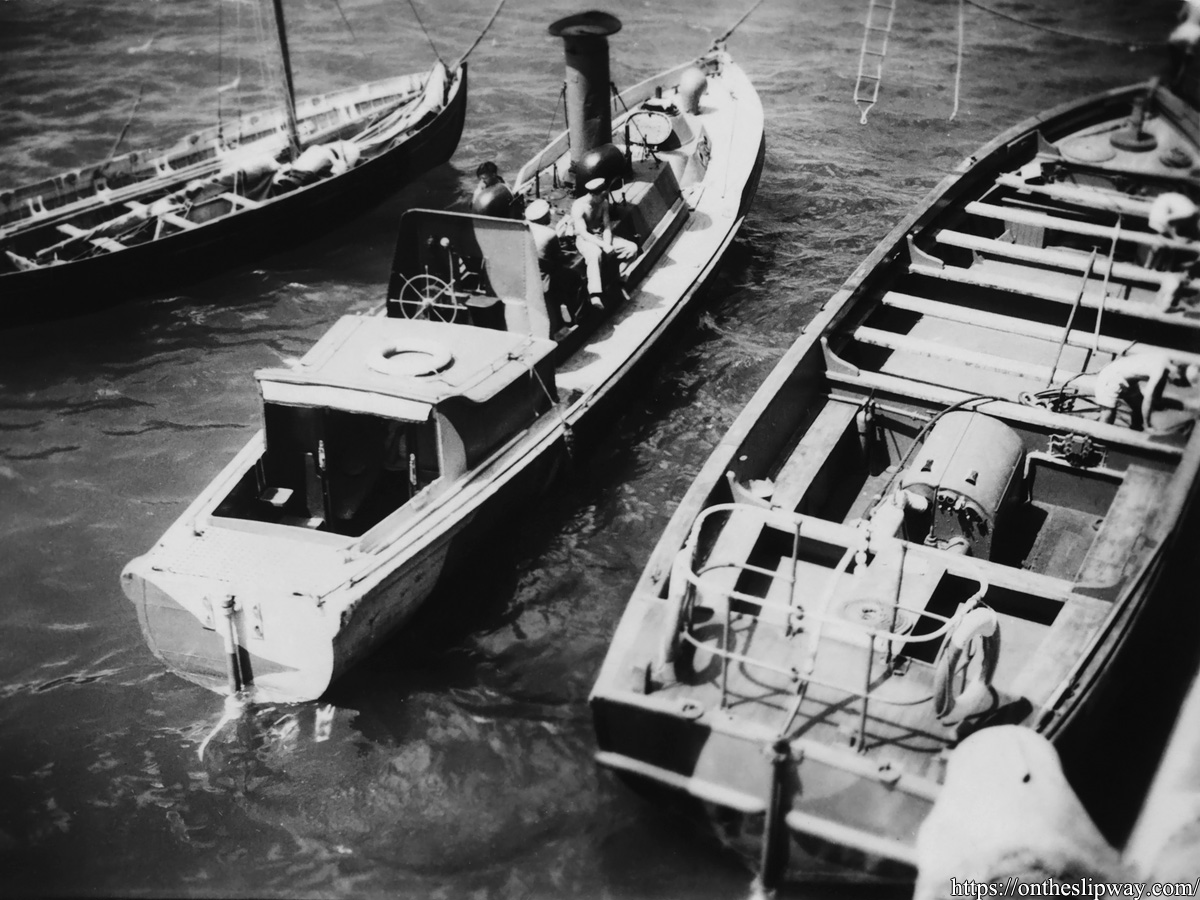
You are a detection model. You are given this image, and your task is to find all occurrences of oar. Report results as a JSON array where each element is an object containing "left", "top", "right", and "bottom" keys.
[
  {"left": 1085, "top": 216, "right": 1122, "bottom": 372},
  {"left": 1045, "top": 247, "right": 1098, "bottom": 389}
]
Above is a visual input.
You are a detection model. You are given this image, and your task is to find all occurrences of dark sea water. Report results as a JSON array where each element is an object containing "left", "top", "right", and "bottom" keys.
[{"left": 0, "top": 0, "right": 1183, "bottom": 897}]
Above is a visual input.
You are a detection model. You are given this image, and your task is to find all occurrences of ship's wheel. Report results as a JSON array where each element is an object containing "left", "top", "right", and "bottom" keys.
[{"left": 395, "top": 274, "right": 464, "bottom": 322}]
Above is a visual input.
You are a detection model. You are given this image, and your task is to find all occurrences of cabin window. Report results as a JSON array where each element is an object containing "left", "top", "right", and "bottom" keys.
[{"left": 213, "top": 403, "right": 440, "bottom": 536}]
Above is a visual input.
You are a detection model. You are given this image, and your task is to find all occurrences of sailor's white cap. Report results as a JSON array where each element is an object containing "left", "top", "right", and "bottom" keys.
[
  {"left": 584, "top": 177, "right": 607, "bottom": 192},
  {"left": 524, "top": 199, "right": 551, "bottom": 222}
]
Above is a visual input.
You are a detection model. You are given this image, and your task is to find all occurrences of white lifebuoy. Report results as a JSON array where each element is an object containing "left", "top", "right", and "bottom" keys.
[
  {"left": 933, "top": 605, "right": 1001, "bottom": 720},
  {"left": 367, "top": 338, "right": 453, "bottom": 378}
]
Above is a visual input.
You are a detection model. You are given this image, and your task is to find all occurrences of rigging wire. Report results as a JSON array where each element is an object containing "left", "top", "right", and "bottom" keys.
[
  {"left": 405, "top": 0, "right": 444, "bottom": 65},
  {"left": 961, "top": 0, "right": 1167, "bottom": 51},
  {"left": 713, "top": 0, "right": 769, "bottom": 47},
  {"left": 217, "top": 0, "right": 226, "bottom": 134},
  {"left": 454, "top": 0, "right": 508, "bottom": 68},
  {"left": 544, "top": 83, "right": 566, "bottom": 147},
  {"left": 328, "top": 0, "right": 367, "bottom": 59},
  {"left": 949, "top": 0, "right": 964, "bottom": 121},
  {"left": 105, "top": 83, "right": 147, "bottom": 165},
  {"left": 251, "top": 0, "right": 287, "bottom": 146},
  {"left": 104, "top": 0, "right": 163, "bottom": 164}
]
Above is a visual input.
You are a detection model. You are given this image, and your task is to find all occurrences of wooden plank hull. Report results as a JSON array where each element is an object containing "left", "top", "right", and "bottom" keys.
[
  {"left": 0, "top": 65, "right": 468, "bottom": 326},
  {"left": 590, "top": 73, "right": 1200, "bottom": 886},
  {"left": 121, "top": 49, "right": 765, "bottom": 704}
]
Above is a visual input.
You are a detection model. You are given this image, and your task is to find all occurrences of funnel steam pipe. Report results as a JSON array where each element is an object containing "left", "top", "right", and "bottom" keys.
[{"left": 548, "top": 12, "right": 623, "bottom": 177}]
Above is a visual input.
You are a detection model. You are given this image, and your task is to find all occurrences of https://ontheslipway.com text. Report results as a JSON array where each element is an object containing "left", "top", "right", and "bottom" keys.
[{"left": 949, "top": 879, "right": 1200, "bottom": 899}]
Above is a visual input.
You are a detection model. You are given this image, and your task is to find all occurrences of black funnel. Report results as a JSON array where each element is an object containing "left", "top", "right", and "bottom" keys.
[{"left": 548, "top": 11, "right": 622, "bottom": 175}]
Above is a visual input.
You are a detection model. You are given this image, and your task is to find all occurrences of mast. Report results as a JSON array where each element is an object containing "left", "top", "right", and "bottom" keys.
[{"left": 271, "top": 0, "right": 302, "bottom": 159}]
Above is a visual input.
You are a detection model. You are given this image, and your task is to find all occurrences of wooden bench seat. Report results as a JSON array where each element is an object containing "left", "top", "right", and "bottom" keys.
[
  {"left": 702, "top": 401, "right": 861, "bottom": 612},
  {"left": 908, "top": 259, "right": 1200, "bottom": 331},
  {"left": 159, "top": 211, "right": 198, "bottom": 231},
  {"left": 935, "top": 229, "right": 1169, "bottom": 287},
  {"left": 879, "top": 292, "right": 1200, "bottom": 366},
  {"left": 219, "top": 192, "right": 262, "bottom": 210},
  {"left": 852, "top": 325, "right": 1100, "bottom": 388},
  {"left": 822, "top": 362, "right": 1185, "bottom": 460},
  {"left": 994, "top": 173, "right": 1155, "bottom": 219},
  {"left": 55, "top": 222, "right": 126, "bottom": 253},
  {"left": 965, "top": 201, "right": 1200, "bottom": 253}
]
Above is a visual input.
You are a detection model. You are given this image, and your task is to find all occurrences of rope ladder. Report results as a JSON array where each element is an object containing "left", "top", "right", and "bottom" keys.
[{"left": 853, "top": 0, "right": 898, "bottom": 125}]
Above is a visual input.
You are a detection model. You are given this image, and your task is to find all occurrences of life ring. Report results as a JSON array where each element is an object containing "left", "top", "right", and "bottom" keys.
[
  {"left": 933, "top": 605, "right": 1001, "bottom": 720},
  {"left": 367, "top": 338, "right": 453, "bottom": 378}
]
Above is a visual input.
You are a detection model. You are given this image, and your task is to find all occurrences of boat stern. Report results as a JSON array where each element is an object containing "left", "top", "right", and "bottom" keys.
[
  {"left": 590, "top": 589, "right": 934, "bottom": 884},
  {"left": 121, "top": 551, "right": 336, "bottom": 703}
]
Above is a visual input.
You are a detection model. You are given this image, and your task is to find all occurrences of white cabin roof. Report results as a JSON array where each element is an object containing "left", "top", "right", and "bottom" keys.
[{"left": 254, "top": 315, "right": 557, "bottom": 421}]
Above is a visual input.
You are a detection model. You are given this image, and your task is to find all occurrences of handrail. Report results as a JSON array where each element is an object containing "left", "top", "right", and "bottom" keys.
[{"left": 674, "top": 502, "right": 990, "bottom": 714}]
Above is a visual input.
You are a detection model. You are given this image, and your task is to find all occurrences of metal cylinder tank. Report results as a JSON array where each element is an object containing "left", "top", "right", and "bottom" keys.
[
  {"left": 900, "top": 411, "right": 1025, "bottom": 559},
  {"left": 548, "top": 11, "right": 623, "bottom": 184}
]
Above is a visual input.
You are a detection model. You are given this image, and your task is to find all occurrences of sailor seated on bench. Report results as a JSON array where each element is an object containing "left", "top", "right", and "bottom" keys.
[
  {"left": 524, "top": 199, "right": 573, "bottom": 332},
  {"left": 571, "top": 177, "right": 637, "bottom": 310},
  {"left": 1094, "top": 351, "right": 1199, "bottom": 432}
]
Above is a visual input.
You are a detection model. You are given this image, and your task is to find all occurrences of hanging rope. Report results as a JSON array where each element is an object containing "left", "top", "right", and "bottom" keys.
[
  {"left": 962, "top": 0, "right": 1167, "bottom": 51},
  {"left": 949, "top": 0, "right": 965, "bottom": 121},
  {"left": 544, "top": 83, "right": 566, "bottom": 146},
  {"left": 406, "top": 0, "right": 444, "bottom": 65},
  {"left": 454, "top": 0, "right": 508, "bottom": 68},
  {"left": 105, "top": 83, "right": 146, "bottom": 166},
  {"left": 712, "top": 0, "right": 770, "bottom": 48}
]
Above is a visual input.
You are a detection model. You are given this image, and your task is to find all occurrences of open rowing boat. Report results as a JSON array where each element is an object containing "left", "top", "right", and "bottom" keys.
[
  {"left": 120, "top": 11, "right": 764, "bottom": 704},
  {"left": 590, "top": 46, "right": 1200, "bottom": 887},
  {"left": 0, "top": 0, "right": 467, "bottom": 326}
]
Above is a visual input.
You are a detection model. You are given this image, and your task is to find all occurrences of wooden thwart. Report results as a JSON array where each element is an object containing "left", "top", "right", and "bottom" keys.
[
  {"left": 879, "top": 292, "right": 1200, "bottom": 366},
  {"left": 854, "top": 324, "right": 1083, "bottom": 384},
  {"left": 909, "top": 260, "right": 1200, "bottom": 330},
  {"left": 994, "top": 173, "right": 1154, "bottom": 220},
  {"left": 935, "top": 229, "right": 1168, "bottom": 287},
  {"left": 965, "top": 201, "right": 1199, "bottom": 253}
]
